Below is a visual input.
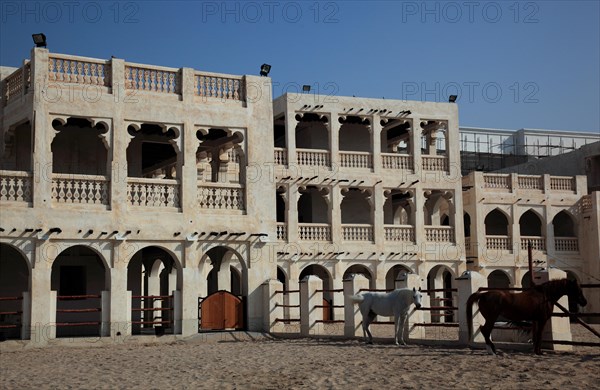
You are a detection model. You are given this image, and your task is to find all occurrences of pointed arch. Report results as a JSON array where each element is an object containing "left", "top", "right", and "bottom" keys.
[{"left": 484, "top": 208, "right": 510, "bottom": 235}]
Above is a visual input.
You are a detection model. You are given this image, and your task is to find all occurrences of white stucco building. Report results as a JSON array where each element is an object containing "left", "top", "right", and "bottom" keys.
[{"left": 1, "top": 48, "right": 598, "bottom": 343}]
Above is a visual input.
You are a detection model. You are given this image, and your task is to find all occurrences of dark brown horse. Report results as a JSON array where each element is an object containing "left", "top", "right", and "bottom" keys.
[{"left": 467, "top": 278, "right": 587, "bottom": 355}]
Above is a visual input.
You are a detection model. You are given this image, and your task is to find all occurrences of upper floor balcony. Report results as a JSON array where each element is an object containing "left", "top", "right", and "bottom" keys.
[
  {"left": 464, "top": 172, "right": 585, "bottom": 196},
  {"left": 3, "top": 49, "right": 251, "bottom": 108}
]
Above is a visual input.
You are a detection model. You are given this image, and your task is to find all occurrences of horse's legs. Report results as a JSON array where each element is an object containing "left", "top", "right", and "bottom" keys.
[
  {"left": 362, "top": 311, "right": 376, "bottom": 344},
  {"left": 533, "top": 320, "right": 546, "bottom": 355},
  {"left": 396, "top": 314, "right": 408, "bottom": 346},
  {"left": 480, "top": 319, "right": 497, "bottom": 355}
]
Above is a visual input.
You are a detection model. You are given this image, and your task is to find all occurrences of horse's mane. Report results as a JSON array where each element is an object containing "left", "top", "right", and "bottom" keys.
[{"left": 532, "top": 278, "right": 572, "bottom": 297}]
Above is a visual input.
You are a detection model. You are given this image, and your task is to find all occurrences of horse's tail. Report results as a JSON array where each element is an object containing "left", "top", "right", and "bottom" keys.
[
  {"left": 349, "top": 294, "right": 364, "bottom": 304},
  {"left": 466, "top": 292, "right": 483, "bottom": 343}
]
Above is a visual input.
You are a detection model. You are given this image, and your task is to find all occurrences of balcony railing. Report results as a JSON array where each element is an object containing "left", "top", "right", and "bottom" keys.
[
  {"left": 4, "top": 63, "right": 30, "bottom": 106},
  {"left": 521, "top": 236, "right": 546, "bottom": 251},
  {"left": 298, "top": 223, "right": 331, "bottom": 241},
  {"left": 127, "top": 178, "right": 180, "bottom": 208},
  {"left": 340, "top": 152, "right": 373, "bottom": 169},
  {"left": 51, "top": 174, "right": 109, "bottom": 206},
  {"left": 197, "top": 182, "right": 244, "bottom": 211},
  {"left": 48, "top": 54, "right": 110, "bottom": 86},
  {"left": 276, "top": 222, "right": 287, "bottom": 241},
  {"left": 274, "top": 148, "right": 287, "bottom": 165},
  {"left": 342, "top": 224, "right": 373, "bottom": 241},
  {"left": 422, "top": 155, "right": 449, "bottom": 171},
  {"left": 554, "top": 237, "right": 579, "bottom": 252},
  {"left": 296, "top": 149, "right": 330, "bottom": 167},
  {"left": 486, "top": 235, "right": 512, "bottom": 250},
  {"left": 582, "top": 194, "right": 592, "bottom": 212},
  {"left": 125, "top": 63, "right": 180, "bottom": 94},
  {"left": 483, "top": 174, "right": 511, "bottom": 190},
  {"left": 381, "top": 153, "right": 413, "bottom": 170},
  {"left": 383, "top": 225, "right": 415, "bottom": 242},
  {"left": 550, "top": 176, "right": 575, "bottom": 192},
  {"left": 0, "top": 171, "right": 32, "bottom": 203},
  {"left": 425, "top": 226, "right": 454, "bottom": 242},
  {"left": 517, "top": 175, "right": 543, "bottom": 190},
  {"left": 194, "top": 72, "right": 245, "bottom": 101}
]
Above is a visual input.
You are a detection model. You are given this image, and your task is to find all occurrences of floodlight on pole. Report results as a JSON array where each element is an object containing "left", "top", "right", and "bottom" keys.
[{"left": 32, "top": 33, "right": 47, "bottom": 48}]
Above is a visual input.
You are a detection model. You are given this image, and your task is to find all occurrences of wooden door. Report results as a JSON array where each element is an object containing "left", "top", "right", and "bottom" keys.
[{"left": 200, "top": 291, "right": 243, "bottom": 330}]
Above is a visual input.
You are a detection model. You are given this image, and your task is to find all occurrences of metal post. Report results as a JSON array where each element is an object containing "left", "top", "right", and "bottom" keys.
[{"left": 528, "top": 241, "right": 533, "bottom": 288}]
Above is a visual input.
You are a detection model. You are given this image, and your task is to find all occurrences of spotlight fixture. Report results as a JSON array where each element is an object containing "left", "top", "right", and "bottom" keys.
[
  {"left": 302, "top": 85, "right": 311, "bottom": 93},
  {"left": 32, "top": 33, "right": 47, "bottom": 48},
  {"left": 449, "top": 95, "right": 458, "bottom": 103},
  {"left": 259, "top": 63, "right": 271, "bottom": 77}
]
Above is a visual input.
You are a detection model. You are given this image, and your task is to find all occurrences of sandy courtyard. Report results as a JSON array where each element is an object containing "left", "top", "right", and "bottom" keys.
[{"left": 1, "top": 330, "right": 599, "bottom": 390}]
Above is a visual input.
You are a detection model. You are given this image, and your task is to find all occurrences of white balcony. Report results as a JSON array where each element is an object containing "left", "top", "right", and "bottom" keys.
[
  {"left": 52, "top": 174, "right": 109, "bottom": 206},
  {"left": 383, "top": 225, "right": 415, "bottom": 242},
  {"left": 298, "top": 223, "right": 331, "bottom": 241},
  {"left": 342, "top": 224, "right": 373, "bottom": 241}
]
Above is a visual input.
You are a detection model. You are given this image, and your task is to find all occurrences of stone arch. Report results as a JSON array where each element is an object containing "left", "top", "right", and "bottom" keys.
[
  {"left": 51, "top": 117, "right": 109, "bottom": 175},
  {"left": 487, "top": 269, "right": 511, "bottom": 289},
  {"left": 383, "top": 190, "right": 413, "bottom": 225},
  {"left": 51, "top": 245, "right": 109, "bottom": 338},
  {"left": 127, "top": 245, "right": 182, "bottom": 335},
  {"left": 427, "top": 264, "right": 455, "bottom": 322},
  {"left": 343, "top": 264, "right": 375, "bottom": 289},
  {"left": 519, "top": 209, "right": 543, "bottom": 236},
  {"left": 299, "top": 263, "right": 334, "bottom": 320},
  {"left": 553, "top": 210, "right": 577, "bottom": 237},
  {"left": 423, "top": 191, "right": 453, "bottom": 226},
  {"left": 338, "top": 116, "right": 371, "bottom": 152},
  {"left": 0, "top": 243, "right": 31, "bottom": 339},
  {"left": 297, "top": 186, "right": 329, "bottom": 223},
  {"left": 385, "top": 264, "right": 413, "bottom": 291},
  {"left": 340, "top": 188, "right": 371, "bottom": 224},
  {"left": 198, "top": 245, "right": 248, "bottom": 298},
  {"left": 380, "top": 119, "right": 411, "bottom": 153},
  {"left": 126, "top": 123, "right": 180, "bottom": 179},
  {"left": 277, "top": 266, "right": 288, "bottom": 291},
  {"left": 484, "top": 208, "right": 510, "bottom": 235},
  {"left": 295, "top": 113, "right": 329, "bottom": 150},
  {"left": 196, "top": 128, "right": 245, "bottom": 183},
  {"left": 1, "top": 120, "right": 33, "bottom": 171}
]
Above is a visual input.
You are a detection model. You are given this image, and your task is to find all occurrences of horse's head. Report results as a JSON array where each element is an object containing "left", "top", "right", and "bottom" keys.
[
  {"left": 412, "top": 287, "right": 422, "bottom": 309},
  {"left": 567, "top": 279, "right": 587, "bottom": 307}
]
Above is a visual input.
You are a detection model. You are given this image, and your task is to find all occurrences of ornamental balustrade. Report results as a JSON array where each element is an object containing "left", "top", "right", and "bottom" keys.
[
  {"left": 549, "top": 176, "right": 576, "bottom": 192},
  {"left": 485, "top": 235, "right": 512, "bottom": 250},
  {"left": 381, "top": 153, "right": 413, "bottom": 170},
  {"left": 383, "top": 225, "right": 415, "bottom": 242},
  {"left": 274, "top": 148, "right": 287, "bottom": 165},
  {"left": 4, "top": 63, "right": 30, "bottom": 106},
  {"left": 582, "top": 195, "right": 592, "bottom": 212},
  {"left": 125, "top": 63, "right": 180, "bottom": 94},
  {"left": 298, "top": 223, "right": 331, "bottom": 241},
  {"left": 0, "top": 171, "right": 32, "bottom": 203},
  {"left": 197, "top": 182, "right": 244, "bottom": 210},
  {"left": 421, "top": 155, "right": 449, "bottom": 171},
  {"left": 483, "top": 174, "right": 511, "bottom": 190},
  {"left": 276, "top": 223, "right": 288, "bottom": 241},
  {"left": 194, "top": 72, "right": 245, "bottom": 101},
  {"left": 554, "top": 237, "right": 579, "bottom": 252},
  {"left": 517, "top": 175, "right": 543, "bottom": 190},
  {"left": 127, "top": 178, "right": 180, "bottom": 208},
  {"left": 341, "top": 224, "right": 373, "bottom": 241},
  {"left": 520, "top": 236, "right": 546, "bottom": 251},
  {"left": 340, "top": 152, "right": 373, "bottom": 169},
  {"left": 425, "top": 226, "right": 455, "bottom": 242},
  {"left": 48, "top": 54, "right": 110, "bottom": 86},
  {"left": 296, "top": 149, "right": 330, "bottom": 167},
  {"left": 51, "top": 174, "right": 109, "bottom": 206}
]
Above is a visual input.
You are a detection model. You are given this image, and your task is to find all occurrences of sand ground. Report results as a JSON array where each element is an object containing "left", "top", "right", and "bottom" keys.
[{"left": 1, "top": 326, "right": 598, "bottom": 390}]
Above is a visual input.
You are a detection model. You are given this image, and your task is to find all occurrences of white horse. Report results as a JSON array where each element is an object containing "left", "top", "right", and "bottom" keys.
[{"left": 350, "top": 287, "right": 423, "bottom": 345}]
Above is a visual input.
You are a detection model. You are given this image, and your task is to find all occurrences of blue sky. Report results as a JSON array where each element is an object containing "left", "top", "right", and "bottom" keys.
[{"left": 1, "top": 0, "right": 599, "bottom": 132}]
